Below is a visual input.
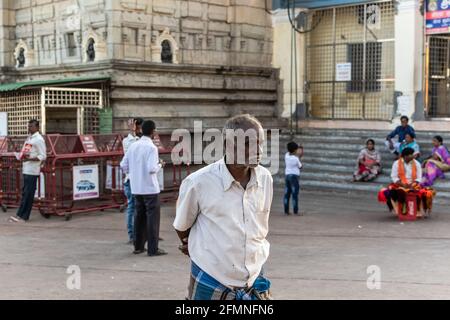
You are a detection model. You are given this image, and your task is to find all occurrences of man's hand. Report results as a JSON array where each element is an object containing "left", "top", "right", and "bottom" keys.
[
  {"left": 178, "top": 243, "right": 190, "bottom": 257},
  {"left": 396, "top": 182, "right": 408, "bottom": 189},
  {"left": 23, "top": 154, "right": 39, "bottom": 162},
  {"left": 176, "top": 230, "right": 191, "bottom": 257},
  {"left": 388, "top": 140, "right": 394, "bottom": 150}
]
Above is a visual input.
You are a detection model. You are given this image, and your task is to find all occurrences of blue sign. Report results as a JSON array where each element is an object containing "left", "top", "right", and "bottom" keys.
[{"left": 426, "top": 0, "right": 450, "bottom": 34}]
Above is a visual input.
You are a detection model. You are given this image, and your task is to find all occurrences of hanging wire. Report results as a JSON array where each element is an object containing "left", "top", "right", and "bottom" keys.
[
  {"left": 293, "top": 4, "right": 299, "bottom": 134},
  {"left": 287, "top": 0, "right": 324, "bottom": 34},
  {"left": 290, "top": 22, "right": 294, "bottom": 136}
]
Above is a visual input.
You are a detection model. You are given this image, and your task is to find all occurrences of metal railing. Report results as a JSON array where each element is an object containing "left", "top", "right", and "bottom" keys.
[{"left": 305, "top": 1, "right": 395, "bottom": 120}]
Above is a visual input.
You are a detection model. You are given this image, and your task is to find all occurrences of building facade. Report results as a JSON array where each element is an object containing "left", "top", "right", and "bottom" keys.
[
  {"left": 0, "top": 0, "right": 280, "bottom": 134},
  {"left": 272, "top": 0, "right": 450, "bottom": 132}
]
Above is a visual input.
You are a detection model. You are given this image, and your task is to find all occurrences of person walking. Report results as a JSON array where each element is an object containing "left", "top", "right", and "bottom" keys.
[
  {"left": 173, "top": 114, "right": 273, "bottom": 300},
  {"left": 120, "top": 120, "right": 166, "bottom": 256},
  {"left": 122, "top": 118, "right": 143, "bottom": 244},
  {"left": 9, "top": 119, "right": 47, "bottom": 223}
]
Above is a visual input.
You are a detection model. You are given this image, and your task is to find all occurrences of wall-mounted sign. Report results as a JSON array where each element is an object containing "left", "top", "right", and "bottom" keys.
[
  {"left": 336, "top": 63, "right": 352, "bottom": 82},
  {"left": 80, "top": 135, "right": 99, "bottom": 153},
  {"left": 426, "top": 0, "right": 450, "bottom": 35}
]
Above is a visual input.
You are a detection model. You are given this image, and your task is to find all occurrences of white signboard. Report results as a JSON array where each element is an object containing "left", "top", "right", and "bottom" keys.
[
  {"left": 397, "top": 95, "right": 412, "bottom": 116},
  {"left": 73, "top": 165, "right": 99, "bottom": 200},
  {"left": 0, "top": 112, "right": 7, "bottom": 136},
  {"left": 336, "top": 63, "right": 352, "bottom": 82}
]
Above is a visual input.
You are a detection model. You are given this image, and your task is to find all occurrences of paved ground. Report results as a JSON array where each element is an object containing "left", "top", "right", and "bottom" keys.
[{"left": 1, "top": 188, "right": 450, "bottom": 300}]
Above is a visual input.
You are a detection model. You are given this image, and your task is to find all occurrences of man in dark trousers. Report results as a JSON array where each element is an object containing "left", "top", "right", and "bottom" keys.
[
  {"left": 385, "top": 115, "right": 416, "bottom": 155},
  {"left": 120, "top": 120, "right": 167, "bottom": 256},
  {"left": 9, "top": 119, "right": 47, "bottom": 223}
]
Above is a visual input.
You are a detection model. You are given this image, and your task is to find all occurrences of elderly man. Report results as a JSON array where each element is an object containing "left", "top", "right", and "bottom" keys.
[{"left": 173, "top": 114, "right": 273, "bottom": 300}]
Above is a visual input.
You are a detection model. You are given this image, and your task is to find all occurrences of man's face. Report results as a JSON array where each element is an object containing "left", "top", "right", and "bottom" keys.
[
  {"left": 225, "top": 125, "right": 264, "bottom": 169},
  {"left": 28, "top": 123, "right": 38, "bottom": 134},
  {"left": 401, "top": 118, "right": 408, "bottom": 127},
  {"left": 404, "top": 154, "right": 414, "bottom": 163},
  {"left": 150, "top": 128, "right": 156, "bottom": 140},
  {"left": 135, "top": 124, "right": 143, "bottom": 137}
]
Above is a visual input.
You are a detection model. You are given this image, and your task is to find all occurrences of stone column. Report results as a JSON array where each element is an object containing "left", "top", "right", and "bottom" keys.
[
  {"left": 394, "top": 0, "right": 424, "bottom": 123},
  {"left": 272, "top": 9, "right": 305, "bottom": 119},
  {"left": 0, "top": 0, "right": 16, "bottom": 68}
]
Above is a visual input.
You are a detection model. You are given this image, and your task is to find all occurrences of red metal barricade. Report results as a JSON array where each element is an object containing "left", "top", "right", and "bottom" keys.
[
  {"left": 0, "top": 134, "right": 126, "bottom": 220},
  {"left": 152, "top": 133, "right": 191, "bottom": 203},
  {"left": 0, "top": 133, "right": 191, "bottom": 219}
]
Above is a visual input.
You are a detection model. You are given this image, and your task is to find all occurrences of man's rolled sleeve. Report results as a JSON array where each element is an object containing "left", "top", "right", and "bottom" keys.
[
  {"left": 387, "top": 127, "right": 399, "bottom": 140},
  {"left": 120, "top": 151, "right": 129, "bottom": 174},
  {"left": 173, "top": 178, "right": 199, "bottom": 232},
  {"left": 148, "top": 146, "right": 161, "bottom": 174},
  {"left": 391, "top": 161, "right": 399, "bottom": 183},
  {"left": 36, "top": 139, "right": 47, "bottom": 161},
  {"left": 416, "top": 161, "right": 423, "bottom": 183}
]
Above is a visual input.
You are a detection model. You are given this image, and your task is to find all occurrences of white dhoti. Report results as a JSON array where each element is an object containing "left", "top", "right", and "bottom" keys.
[{"left": 385, "top": 139, "right": 401, "bottom": 154}]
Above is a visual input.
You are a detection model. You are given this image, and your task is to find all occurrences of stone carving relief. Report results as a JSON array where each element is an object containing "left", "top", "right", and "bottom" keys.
[
  {"left": 86, "top": 38, "right": 95, "bottom": 61},
  {"left": 82, "top": 28, "right": 107, "bottom": 62},
  {"left": 151, "top": 28, "right": 179, "bottom": 64}
]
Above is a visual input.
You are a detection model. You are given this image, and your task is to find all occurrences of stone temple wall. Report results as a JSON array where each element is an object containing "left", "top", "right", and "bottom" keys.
[
  {"left": 0, "top": 0, "right": 282, "bottom": 133},
  {"left": 1, "top": 0, "right": 272, "bottom": 68}
]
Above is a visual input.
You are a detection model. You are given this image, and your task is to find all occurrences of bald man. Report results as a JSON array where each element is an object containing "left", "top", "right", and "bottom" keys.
[{"left": 173, "top": 114, "right": 273, "bottom": 300}]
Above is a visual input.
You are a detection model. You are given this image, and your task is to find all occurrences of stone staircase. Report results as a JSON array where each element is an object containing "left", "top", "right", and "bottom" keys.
[{"left": 273, "top": 129, "right": 450, "bottom": 203}]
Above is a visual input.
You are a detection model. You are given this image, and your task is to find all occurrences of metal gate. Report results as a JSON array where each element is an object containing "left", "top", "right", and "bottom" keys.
[
  {"left": 305, "top": 1, "right": 395, "bottom": 120},
  {"left": 427, "top": 36, "right": 450, "bottom": 118}
]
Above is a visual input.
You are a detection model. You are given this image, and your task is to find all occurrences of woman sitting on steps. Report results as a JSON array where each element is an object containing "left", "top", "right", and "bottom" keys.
[{"left": 353, "top": 139, "right": 381, "bottom": 182}]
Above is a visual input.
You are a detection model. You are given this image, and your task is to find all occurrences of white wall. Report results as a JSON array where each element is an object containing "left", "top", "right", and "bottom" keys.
[
  {"left": 394, "top": 0, "right": 424, "bottom": 123},
  {"left": 272, "top": 9, "right": 305, "bottom": 119}
]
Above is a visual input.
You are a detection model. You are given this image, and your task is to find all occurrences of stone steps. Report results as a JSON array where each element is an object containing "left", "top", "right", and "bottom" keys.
[{"left": 271, "top": 129, "right": 450, "bottom": 202}]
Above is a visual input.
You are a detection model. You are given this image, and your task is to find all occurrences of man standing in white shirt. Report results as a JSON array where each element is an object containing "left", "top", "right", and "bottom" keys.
[
  {"left": 120, "top": 120, "right": 166, "bottom": 256},
  {"left": 9, "top": 119, "right": 47, "bottom": 223},
  {"left": 122, "top": 117, "right": 143, "bottom": 244},
  {"left": 173, "top": 114, "right": 273, "bottom": 300}
]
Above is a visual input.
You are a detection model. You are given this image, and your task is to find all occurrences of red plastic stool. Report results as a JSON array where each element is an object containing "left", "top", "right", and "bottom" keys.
[{"left": 397, "top": 192, "right": 418, "bottom": 221}]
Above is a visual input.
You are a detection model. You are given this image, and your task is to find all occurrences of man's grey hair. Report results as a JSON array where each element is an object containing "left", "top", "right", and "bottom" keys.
[{"left": 223, "top": 114, "right": 263, "bottom": 135}]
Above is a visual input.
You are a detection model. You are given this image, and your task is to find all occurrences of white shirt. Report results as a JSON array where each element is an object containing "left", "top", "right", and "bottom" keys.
[
  {"left": 123, "top": 133, "right": 140, "bottom": 153},
  {"left": 22, "top": 132, "right": 47, "bottom": 176},
  {"left": 120, "top": 136, "right": 161, "bottom": 195},
  {"left": 173, "top": 158, "right": 273, "bottom": 288},
  {"left": 285, "top": 152, "right": 302, "bottom": 176},
  {"left": 391, "top": 159, "right": 422, "bottom": 184},
  {"left": 122, "top": 133, "right": 140, "bottom": 183}
]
